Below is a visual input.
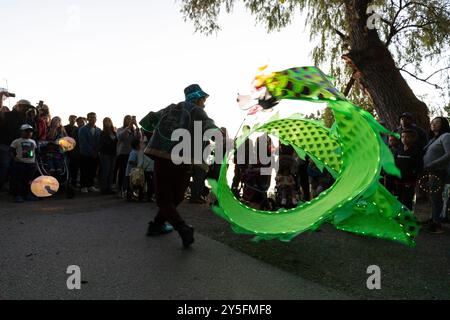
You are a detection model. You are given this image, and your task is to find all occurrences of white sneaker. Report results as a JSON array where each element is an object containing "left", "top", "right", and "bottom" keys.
[
  {"left": 88, "top": 186, "right": 99, "bottom": 193},
  {"left": 80, "top": 188, "right": 88, "bottom": 194}
]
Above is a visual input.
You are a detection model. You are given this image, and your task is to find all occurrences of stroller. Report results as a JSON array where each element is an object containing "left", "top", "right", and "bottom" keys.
[{"left": 36, "top": 141, "right": 73, "bottom": 197}]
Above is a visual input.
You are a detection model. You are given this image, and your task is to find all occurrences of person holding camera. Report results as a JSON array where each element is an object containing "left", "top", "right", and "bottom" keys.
[
  {"left": 0, "top": 93, "right": 31, "bottom": 193},
  {"left": 115, "top": 115, "right": 141, "bottom": 195}
]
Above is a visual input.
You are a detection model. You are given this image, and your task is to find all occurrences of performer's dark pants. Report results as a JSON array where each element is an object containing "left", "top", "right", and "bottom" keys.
[
  {"left": 145, "top": 171, "right": 155, "bottom": 200},
  {"left": 191, "top": 165, "right": 207, "bottom": 200},
  {"left": 153, "top": 158, "right": 191, "bottom": 230}
]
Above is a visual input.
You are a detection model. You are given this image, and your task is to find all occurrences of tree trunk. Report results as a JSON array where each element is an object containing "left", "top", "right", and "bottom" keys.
[{"left": 342, "top": 0, "right": 430, "bottom": 131}]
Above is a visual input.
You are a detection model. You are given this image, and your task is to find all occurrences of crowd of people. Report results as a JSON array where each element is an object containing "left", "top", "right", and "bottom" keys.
[
  {"left": 0, "top": 98, "right": 149, "bottom": 200},
  {"left": 0, "top": 85, "right": 219, "bottom": 248},
  {"left": 382, "top": 113, "right": 450, "bottom": 234},
  {"left": 1, "top": 88, "right": 449, "bottom": 248}
]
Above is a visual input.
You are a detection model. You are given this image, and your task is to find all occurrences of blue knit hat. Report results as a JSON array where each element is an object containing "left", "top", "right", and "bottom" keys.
[{"left": 184, "top": 84, "right": 209, "bottom": 102}]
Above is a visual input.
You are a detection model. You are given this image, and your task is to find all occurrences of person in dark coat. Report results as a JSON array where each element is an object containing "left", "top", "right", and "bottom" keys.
[{"left": 98, "top": 117, "right": 118, "bottom": 195}]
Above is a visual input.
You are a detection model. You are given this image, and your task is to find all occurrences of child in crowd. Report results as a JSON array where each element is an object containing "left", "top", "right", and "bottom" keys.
[
  {"left": 10, "top": 125, "right": 37, "bottom": 203},
  {"left": 392, "top": 129, "right": 423, "bottom": 210},
  {"left": 125, "top": 139, "right": 143, "bottom": 201}
]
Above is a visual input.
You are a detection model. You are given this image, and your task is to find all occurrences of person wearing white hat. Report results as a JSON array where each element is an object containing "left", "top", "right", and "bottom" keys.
[{"left": 9, "top": 124, "right": 37, "bottom": 202}]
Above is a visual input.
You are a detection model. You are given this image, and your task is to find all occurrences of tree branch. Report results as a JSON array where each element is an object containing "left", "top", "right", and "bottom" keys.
[
  {"left": 384, "top": 0, "right": 414, "bottom": 47},
  {"left": 333, "top": 27, "right": 348, "bottom": 42},
  {"left": 398, "top": 67, "right": 448, "bottom": 89},
  {"left": 343, "top": 77, "right": 356, "bottom": 97},
  {"left": 395, "top": 20, "right": 436, "bottom": 34},
  {"left": 424, "top": 66, "right": 450, "bottom": 81}
]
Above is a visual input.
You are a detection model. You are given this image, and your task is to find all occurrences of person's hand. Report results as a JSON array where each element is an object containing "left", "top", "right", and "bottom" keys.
[{"left": 0, "top": 91, "right": 14, "bottom": 98}]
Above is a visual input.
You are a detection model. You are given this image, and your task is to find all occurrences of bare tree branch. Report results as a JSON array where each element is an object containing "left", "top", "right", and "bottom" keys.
[
  {"left": 343, "top": 77, "right": 356, "bottom": 97},
  {"left": 384, "top": 0, "right": 414, "bottom": 47},
  {"left": 424, "top": 66, "right": 450, "bottom": 81},
  {"left": 395, "top": 21, "right": 436, "bottom": 34},
  {"left": 398, "top": 67, "right": 449, "bottom": 89}
]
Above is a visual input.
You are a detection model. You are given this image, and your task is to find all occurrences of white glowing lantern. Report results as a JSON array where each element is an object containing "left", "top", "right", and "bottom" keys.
[
  {"left": 31, "top": 176, "right": 60, "bottom": 198},
  {"left": 58, "top": 137, "right": 76, "bottom": 152}
]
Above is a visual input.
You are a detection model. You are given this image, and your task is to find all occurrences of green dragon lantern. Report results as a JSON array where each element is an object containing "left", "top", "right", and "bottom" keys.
[{"left": 208, "top": 66, "right": 419, "bottom": 247}]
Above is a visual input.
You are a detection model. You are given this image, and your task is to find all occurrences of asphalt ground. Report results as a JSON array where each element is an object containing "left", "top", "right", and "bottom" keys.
[
  {"left": 0, "top": 194, "right": 349, "bottom": 300},
  {"left": 0, "top": 193, "right": 448, "bottom": 300}
]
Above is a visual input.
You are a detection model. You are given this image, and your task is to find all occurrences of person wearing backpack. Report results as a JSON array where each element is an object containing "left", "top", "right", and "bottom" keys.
[{"left": 141, "top": 84, "right": 219, "bottom": 249}]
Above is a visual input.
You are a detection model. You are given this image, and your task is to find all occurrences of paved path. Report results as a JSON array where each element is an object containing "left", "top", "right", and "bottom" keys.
[{"left": 0, "top": 196, "right": 350, "bottom": 300}]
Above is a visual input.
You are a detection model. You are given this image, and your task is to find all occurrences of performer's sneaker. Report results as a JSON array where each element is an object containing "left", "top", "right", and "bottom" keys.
[
  {"left": 146, "top": 222, "right": 174, "bottom": 236},
  {"left": 178, "top": 224, "right": 194, "bottom": 249}
]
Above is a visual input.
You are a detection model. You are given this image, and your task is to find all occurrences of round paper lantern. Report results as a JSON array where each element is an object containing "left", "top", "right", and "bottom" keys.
[
  {"left": 58, "top": 137, "right": 76, "bottom": 152},
  {"left": 31, "top": 176, "right": 60, "bottom": 198}
]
